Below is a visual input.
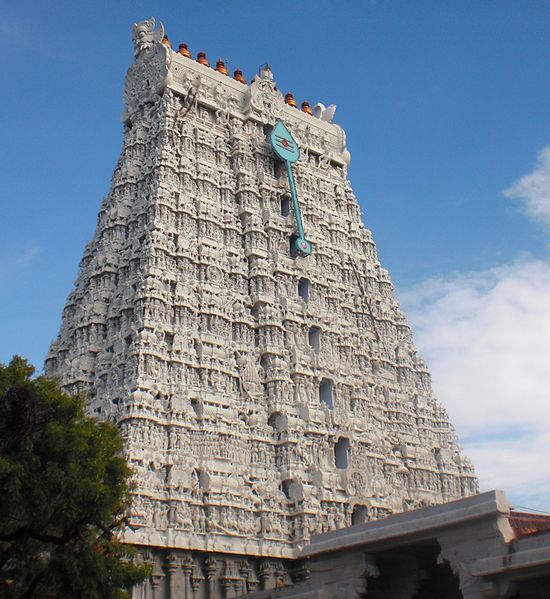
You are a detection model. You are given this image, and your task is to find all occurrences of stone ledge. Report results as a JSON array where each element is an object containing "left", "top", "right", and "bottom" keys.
[
  {"left": 302, "top": 490, "right": 511, "bottom": 557},
  {"left": 473, "top": 531, "right": 550, "bottom": 578}
]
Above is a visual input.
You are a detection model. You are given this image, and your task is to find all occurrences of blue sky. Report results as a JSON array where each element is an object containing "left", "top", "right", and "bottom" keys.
[{"left": 2, "top": 1, "right": 550, "bottom": 510}]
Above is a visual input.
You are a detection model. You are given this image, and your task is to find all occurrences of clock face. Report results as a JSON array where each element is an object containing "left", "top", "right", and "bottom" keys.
[{"left": 269, "top": 120, "right": 300, "bottom": 163}]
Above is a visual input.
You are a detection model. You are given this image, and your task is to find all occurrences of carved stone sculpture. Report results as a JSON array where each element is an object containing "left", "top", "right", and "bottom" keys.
[
  {"left": 132, "top": 17, "right": 164, "bottom": 57},
  {"left": 45, "top": 18, "right": 477, "bottom": 598}
]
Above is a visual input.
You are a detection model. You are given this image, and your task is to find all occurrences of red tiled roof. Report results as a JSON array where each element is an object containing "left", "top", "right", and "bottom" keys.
[{"left": 510, "top": 511, "right": 550, "bottom": 539}]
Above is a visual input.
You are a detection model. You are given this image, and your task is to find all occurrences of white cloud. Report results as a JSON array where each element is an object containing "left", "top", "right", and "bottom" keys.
[
  {"left": 467, "top": 430, "right": 550, "bottom": 510},
  {"left": 504, "top": 146, "right": 550, "bottom": 225},
  {"left": 398, "top": 257, "right": 550, "bottom": 511}
]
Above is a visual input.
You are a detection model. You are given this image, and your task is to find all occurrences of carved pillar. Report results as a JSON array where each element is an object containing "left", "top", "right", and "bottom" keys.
[
  {"left": 181, "top": 552, "right": 194, "bottom": 599},
  {"left": 248, "top": 575, "right": 260, "bottom": 594},
  {"left": 220, "top": 578, "right": 234, "bottom": 598},
  {"left": 131, "top": 580, "right": 147, "bottom": 599},
  {"left": 274, "top": 563, "right": 286, "bottom": 589},
  {"left": 165, "top": 552, "right": 179, "bottom": 599},
  {"left": 245, "top": 562, "right": 259, "bottom": 594},
  {"left": 238, "top": 561, "right": 250, "bottom": 596},
  {"left": 204, "top": 556, "right": 218, "bottom": 599},
  {"left": 191, "top": 564, "right": 204, "bottom": 598},
  {"left": 139, "top": 550, "right": 155, "bottom": 599},
  {"left": 220, "top": 559, "right": 240, "bottom": 598},
  {"left": 290, "top": 561, "right": 310, "bottom": 584},
  {"left": 151, "top": 573, "right": 164, "bottom": 599},
  {"left": 259, "top": 561, "right": 274, "bottom": 590}
]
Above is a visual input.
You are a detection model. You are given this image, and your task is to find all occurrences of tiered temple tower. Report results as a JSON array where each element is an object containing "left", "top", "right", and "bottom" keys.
[{"left": 45, "top": 18, "right": 477, "bottom": 598}]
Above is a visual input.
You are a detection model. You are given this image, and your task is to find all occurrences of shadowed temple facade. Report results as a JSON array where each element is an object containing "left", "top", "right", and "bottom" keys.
[{"left": 45, "top": 18, "right": 480, "bottom": 598}]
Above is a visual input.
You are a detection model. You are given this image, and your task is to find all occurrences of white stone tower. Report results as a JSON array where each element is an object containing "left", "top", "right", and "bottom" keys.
[{"left": 45, "top": 18, "right": 477, "bottom": 597}]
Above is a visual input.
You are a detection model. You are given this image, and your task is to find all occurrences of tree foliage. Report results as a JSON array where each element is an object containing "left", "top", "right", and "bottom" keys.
[{"left": 0, "top": 356, "right": 150, "bottom": 598}]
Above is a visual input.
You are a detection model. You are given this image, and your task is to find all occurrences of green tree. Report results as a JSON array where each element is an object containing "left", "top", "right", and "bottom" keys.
[{"left": 0, "top": 356, "right": 150, "bottom": 598}]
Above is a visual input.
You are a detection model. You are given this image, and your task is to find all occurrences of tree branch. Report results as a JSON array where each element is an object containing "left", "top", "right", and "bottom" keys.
[{"left": 24, "top": 570, "right": 47, "bottom": 599}]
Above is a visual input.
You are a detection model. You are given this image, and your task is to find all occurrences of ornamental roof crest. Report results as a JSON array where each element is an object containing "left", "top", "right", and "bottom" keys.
[
  {"left": 124, "top": 18, "right": 172, "bottom": 124},
  {"left": 243, "top": 64, "right": 284, "bottom": 124},
  {"left": 131, "top": 17, "right": 164, "bottom": 58}
]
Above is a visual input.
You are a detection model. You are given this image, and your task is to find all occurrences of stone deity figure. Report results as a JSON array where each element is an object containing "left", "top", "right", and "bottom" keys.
[{"left": 132, "top": 18, "right": 164, "bottom": 58}]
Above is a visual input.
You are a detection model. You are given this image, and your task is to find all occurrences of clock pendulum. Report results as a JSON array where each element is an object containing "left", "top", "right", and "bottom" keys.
[{"left": 268, "top": 120, "right": 312, "bottom": 257}]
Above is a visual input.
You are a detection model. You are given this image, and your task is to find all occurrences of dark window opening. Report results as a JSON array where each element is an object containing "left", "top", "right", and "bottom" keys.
[
  {"left": 352, "top": 505, "right": 369, "bottom": 526},
  {"left": 290, "top": 234, "right": 299, "bottom": 258},
  {"left": 274, "top": 161, "right": 285, "bottom": 178},
  {"left": 281, "top": 196, "right": 291, "bottom": 217},
  {"left": 334, "top": 437, "right": 350, "bottom": 469},
  {"left": 268, "top": 411, "right": 288, "bottom": 432},
  {"left": 195, "top": 468, "right": 210, "bottom": 491},
  {"left": 319, "top": 379, "right": 333, "bottom": 409},
  {"left": 165, "top": 332, "right": 174, "bottom": 349},
  {"left": 298, "top": 278, "right": 310, "bottom": 303},
  {"left": 191, "top": 399, "right": 203, "bottom": 418},
  {"left": 281, "top": 480, "right": 293, "bottom": 500},
  {"left": 308, "top": 326, "right": 321, "bottom": 352},
  {"left": 281, "top": 479, "right": 303, "bottom": 501}
]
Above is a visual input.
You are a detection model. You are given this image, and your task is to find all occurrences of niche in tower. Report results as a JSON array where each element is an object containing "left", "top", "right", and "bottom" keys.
[
  {"left": 352, "top": 504, "right": 369, "bottom": 525},
  {"left": 281, "top": 479, "right": 304, "bottom": 502},
  {"left": 319, "top": 378, "right": 333, "bottom": 409},
  {"left": 191, "top": 398, "right": 203, "bottom": 419},
  {"left": 268, "top": 411, "right": 288, "bottom": 433},
  {"left": 298, "top": 277, "right": 310, "bottom": 303},
  {"left": 334, "top": 437, "right": 350, "bottom": 469},
  {"left": 280, "top": 195, "right": 290, "bottom": 217},
  {"left": 308, "top": 326, "right": 321, "bottom": 352}
]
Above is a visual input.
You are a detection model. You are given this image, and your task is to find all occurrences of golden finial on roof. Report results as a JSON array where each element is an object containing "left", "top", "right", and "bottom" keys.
[
  {"left": 285, "top": 93, "right": 298, "bottom": 108},
  {"left": 178, "top": 43, "right": 191, "bottom": 58},
  {"left": 162, "top": 34, "right": 171, "bottom": 48},
  {"left": 196, "top": 52, "right": 210, "bottom": 67},
  {"left": 215, "top": 60, "right": 229, "bottom": 76},
  {"left": 301, "top": 101, "right": 313, "bottom": 116},
  {"left": 233, "top": 69, "right": 247, "bottom": 85}
]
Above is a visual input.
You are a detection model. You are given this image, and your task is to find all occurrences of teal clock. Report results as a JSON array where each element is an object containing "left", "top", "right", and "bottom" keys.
[{"left": 268, "top": 120, "right": 312, "bottom": 257}]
